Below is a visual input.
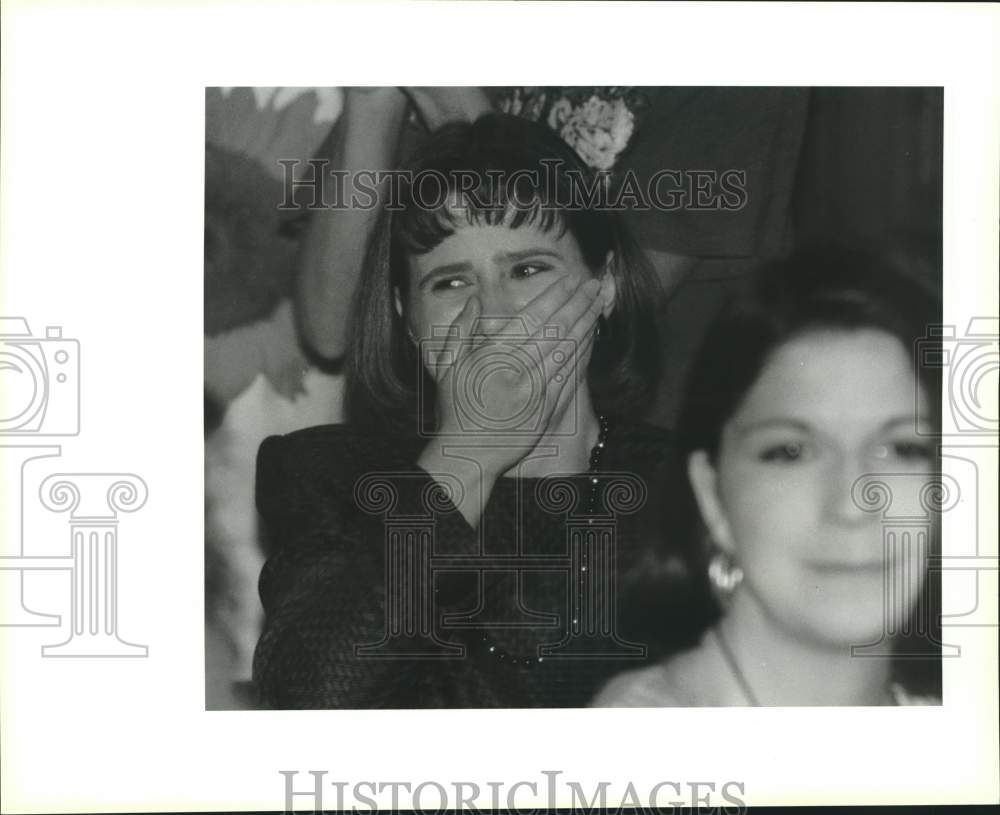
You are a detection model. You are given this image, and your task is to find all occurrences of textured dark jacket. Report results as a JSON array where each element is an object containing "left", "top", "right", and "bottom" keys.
[{"left": 252, "top": 420, "right": 679, "bottom": 708}]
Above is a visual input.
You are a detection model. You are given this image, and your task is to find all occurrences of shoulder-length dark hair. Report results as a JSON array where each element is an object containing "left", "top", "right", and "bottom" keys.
[{"left": 344, "top": 112, "right": 662, "bottom": 435}]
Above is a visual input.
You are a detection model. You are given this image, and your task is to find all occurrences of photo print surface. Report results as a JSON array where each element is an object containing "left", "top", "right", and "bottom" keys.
[{"left": 204, "top": 85, "right": 945, "bottom": 711}]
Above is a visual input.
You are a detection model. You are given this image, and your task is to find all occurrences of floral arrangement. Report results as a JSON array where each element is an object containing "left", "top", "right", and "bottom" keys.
[{"left": 491, "top": 87, "right": 649, "bottom": 172}]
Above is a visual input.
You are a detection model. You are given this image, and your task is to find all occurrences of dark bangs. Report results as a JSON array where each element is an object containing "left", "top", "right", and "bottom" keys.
[
  {"left": 391, "top": 171, "right": 568, "bottom": 261},
  {"left": 389, "top": 113, "right": 614, "bottom": 294}
]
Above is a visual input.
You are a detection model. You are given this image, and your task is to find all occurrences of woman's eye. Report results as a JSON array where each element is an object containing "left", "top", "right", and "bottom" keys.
[
  {"left": 430, "top": 277, "right": 468, "bottom": 293},
  {"left": 758, "top": 441, "right": 809, "bottom": 463},
  {"left": 876, "top": 441, "right": 934, "bottom": 463},
  {"left": 512, "top": 262, "right": 551, "bottom": 280}
]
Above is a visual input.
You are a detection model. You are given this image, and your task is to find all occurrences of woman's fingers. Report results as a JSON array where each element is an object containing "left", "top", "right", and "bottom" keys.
[
  {"left": 433, "top": 275, "right": 601, "bottom": 432},
  {"left": 476, "top": 273, "right": 606, "bottom": 344},
  {"left": 536, "top": 277, "right": 603, "bottom": 340},
  {"left": 512, "top": 274, "right": 581, "bottom": 336},
  {"left": 534, "top": 278, "right": 602, "bottom": 337},
  {"left": 520, "top": 275, "right": 607, "bottom": 351},
  {"left": 538, "top": 281, "right": 603, "bottom": 382},
  {"left": 541, "top": 327, "right": 596, "bottom": 427}
]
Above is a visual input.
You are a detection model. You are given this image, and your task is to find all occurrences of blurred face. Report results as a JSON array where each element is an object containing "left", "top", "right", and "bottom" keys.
[
  {"left": 689, "top": 329, "right": 936, "bottom": 647},
  {"left": 398, "top": 219, "right": 608, "bottom": 341}
]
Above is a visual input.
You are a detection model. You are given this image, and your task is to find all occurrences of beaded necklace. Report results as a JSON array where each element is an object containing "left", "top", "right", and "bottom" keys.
[{"left": 477, "top": 414, "right": 611, "bottom": 668}]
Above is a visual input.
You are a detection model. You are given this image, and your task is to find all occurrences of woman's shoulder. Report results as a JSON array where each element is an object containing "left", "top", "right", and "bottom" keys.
[
  {"left": 591, "top": 636, "right": 720, "bottom": 707},
  {"left": 889, "top": 683, "right": 941, "bottom": 706},
  {"left": 261, "top": 421, "right": 422, "bottom": 453},
  {"left": 256, "top": 424, "right": 427, "bottom": 515},
  {"left": 590, "top": 661, "right": 688, "bottom": 708},
  {"left": 259, "top": 423, "right": 424, "bottom": 475}
]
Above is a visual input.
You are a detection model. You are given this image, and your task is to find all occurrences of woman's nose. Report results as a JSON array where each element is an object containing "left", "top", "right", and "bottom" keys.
[
  {"left": 476, "top": 284, "right": 526, "bottom": 335},
  {"left": 825, "top": 455, "right": 878, "bottom": 525}
]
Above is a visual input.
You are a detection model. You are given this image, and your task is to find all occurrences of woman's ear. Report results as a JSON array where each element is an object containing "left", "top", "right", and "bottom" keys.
[
  {"left": 393, "top": 286, "right": 404, "bottom": 320},
  {"left": 688, "top": 450, "right": 735, "bottom": 553},
  {"left": 600, "top": 251, "right": 617, "bottom": 319},
  {"left": 394, "top": 287, "right": 418, "bottom": 346}
]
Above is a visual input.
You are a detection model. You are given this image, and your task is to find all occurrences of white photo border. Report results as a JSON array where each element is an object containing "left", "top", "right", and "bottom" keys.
[{"left": 1, "top": 1, "right": 997, "bottom": 811}]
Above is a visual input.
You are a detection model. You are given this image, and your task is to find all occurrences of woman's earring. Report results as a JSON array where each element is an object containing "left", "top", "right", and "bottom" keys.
[{"left": 707, "top": 549, "right": 744, "bottom": 599}]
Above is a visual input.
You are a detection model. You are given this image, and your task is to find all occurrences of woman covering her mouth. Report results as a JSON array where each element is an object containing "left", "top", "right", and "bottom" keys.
[{"left": 251, "top": 113, "right": 705, "bottom": 708}]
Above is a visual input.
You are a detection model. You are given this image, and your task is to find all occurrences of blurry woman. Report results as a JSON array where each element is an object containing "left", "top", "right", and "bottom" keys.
[{"left": 594, "top": 249, "right": 942, "bottom": 706}]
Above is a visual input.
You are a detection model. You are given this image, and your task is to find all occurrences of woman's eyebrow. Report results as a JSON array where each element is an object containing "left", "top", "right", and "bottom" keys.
[
  {"left": 880, "top": 415, "right": 931, "bottom": 434},
  {"left": 732, "top": 418, "right": 812, "bottom": 438},
  {"left": 733, "top": 415, "right": 929, "bottom": 440},
  {"left": 495, "top": 248, "right": 565, "bottom": 263}
]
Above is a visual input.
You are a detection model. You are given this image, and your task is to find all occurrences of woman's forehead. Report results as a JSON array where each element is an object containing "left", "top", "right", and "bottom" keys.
[
  {"left": 408, "top": 219, "right": 582, "bottom": 269},
  {"left": 730, "top": 329, "right": 923, "bottom": 430}
]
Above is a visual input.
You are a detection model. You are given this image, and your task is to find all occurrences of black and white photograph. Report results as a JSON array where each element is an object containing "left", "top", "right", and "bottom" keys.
[
  {"left": 205, "top": 85, "right": 945, "bottom": 711},
  {"left": 3, "top": 2, "right": 998, "bottom": 813}
]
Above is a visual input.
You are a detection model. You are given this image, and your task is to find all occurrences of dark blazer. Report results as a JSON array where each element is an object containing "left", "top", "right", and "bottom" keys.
[{"left": 252, "top": 419, "right": 685, "bottom": 708}]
